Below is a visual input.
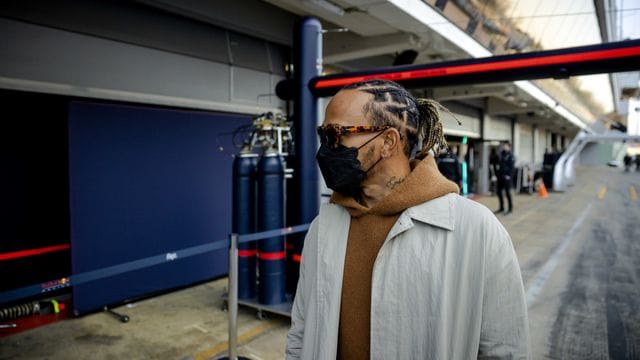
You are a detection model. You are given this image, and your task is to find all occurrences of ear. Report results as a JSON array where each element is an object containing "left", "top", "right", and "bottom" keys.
[{"left": 381, "top": 128, "right": 402, "bottom": 158}]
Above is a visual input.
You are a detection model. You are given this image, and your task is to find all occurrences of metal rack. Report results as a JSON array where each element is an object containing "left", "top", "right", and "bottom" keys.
[{"left": 222, "top": 294, "right": 293, "bottom": 320}]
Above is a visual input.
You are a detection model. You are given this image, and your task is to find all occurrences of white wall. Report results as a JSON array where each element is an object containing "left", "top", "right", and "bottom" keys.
[
  {"left": 484, "top": 115, "right": 513, "bottom": 141},
  {"left": 442, "top": 101, "right": 482, "bottom": 138},
  {"left": 534, "top": 126, "right": 547, "bottom": 164},
  {"left": 629, "top": 98, "right": 640, "bottom": 135},
  {"left": 517, "top": 122, "right": 534, "bottom": 165}
]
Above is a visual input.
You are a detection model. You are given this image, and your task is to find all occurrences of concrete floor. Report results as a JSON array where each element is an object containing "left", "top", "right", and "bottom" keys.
[{"left": 1, "top": 165, "right": 639, "bottom": 359}]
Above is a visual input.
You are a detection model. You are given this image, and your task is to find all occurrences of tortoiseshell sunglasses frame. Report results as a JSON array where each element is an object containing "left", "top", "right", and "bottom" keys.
[{"left": 317, "top": 124, "right": 391, "bottom": 149}]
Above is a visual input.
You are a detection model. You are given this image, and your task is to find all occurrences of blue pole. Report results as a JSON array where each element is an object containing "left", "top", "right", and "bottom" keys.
[{"left": 294, "top": 17, "right": 322, "bottom": 225}]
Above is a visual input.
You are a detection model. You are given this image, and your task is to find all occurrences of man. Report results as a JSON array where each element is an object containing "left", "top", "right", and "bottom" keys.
[
  {"left": 624, "top": 153, "right": 632, "bottom": 172},
  {"left": 489, "top": 147, "right": 500, "bottom": 193},
  {"left": 436, "top": 146, "right": 462, "bottom": 190},
  {"left": 286, "top": 79, "right": 529, "bottom": 359},
  {"left": 496, "top": 142, "right": 515, "bottom": 215}
]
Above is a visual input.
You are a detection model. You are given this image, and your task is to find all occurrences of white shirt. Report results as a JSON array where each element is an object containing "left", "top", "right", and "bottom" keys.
[{"left": 286, "top": 193, "right": 530, "bottom": 359}]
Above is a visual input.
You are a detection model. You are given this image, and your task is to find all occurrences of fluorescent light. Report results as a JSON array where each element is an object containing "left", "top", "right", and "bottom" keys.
[
  {"left": 385, "top": 0, "right": 590, "bottom": 130},
  {"left": 387, "top": 0, "right": 491, "bottom": 58},
  {"left": 515, "top": 81, "right": 588, "bottom": 130}
]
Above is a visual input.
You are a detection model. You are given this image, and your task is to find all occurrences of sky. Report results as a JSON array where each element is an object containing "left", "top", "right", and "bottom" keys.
[
  {"left": 502, "top": 0, "right": 640, "bottom": 114},
  {"left": 616, "top": 0, "right": 640, "bottom": 39}
]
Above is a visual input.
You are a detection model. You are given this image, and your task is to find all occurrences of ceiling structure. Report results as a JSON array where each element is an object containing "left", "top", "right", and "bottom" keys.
[
  {"left": 595, "top": 0, "right": 640, "bottom": 125},
  {"left": 265, "top": 0, "right": 614, "bottom": 138},
  {"left": 136, "top": 0, "right": 639, "bottom": 138}
]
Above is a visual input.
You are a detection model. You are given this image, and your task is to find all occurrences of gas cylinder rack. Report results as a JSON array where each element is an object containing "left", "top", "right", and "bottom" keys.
[{"left": 226, "top": 112, "right": 297, "bottom": 319}]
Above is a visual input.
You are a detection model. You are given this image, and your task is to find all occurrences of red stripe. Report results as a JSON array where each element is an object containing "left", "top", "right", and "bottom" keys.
[
  {"left": 292, "top": 254, "right": 302, "bottom": 263},
  {"left": 258, "top": 251, "right": 286, "bottom": 260},
  {"left": 314, "top": 46, "right": 640, "bottom": 89},
  {"left": 238, "top": 249, "right": 257, "bottom": 257},
  {"left": 0, "top": 244, "right": 70, "bottom": 261}
]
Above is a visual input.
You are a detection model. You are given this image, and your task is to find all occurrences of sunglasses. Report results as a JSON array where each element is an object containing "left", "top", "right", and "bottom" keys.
[{"left": 317, "top": 124, "right": 391, "bottom": 149}]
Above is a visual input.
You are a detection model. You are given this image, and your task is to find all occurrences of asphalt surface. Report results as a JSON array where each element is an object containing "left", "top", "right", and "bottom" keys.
[{"left": 508, "top": 166, "right": 640, "bottom": 359}]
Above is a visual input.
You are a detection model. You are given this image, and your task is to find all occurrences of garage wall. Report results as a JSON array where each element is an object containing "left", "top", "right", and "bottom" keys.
[
  {"left": 517, "top": 122, "right": 534, "bottom": 164},
  {"left": 485, "top": 115, "right": 513, "bottom": 141},
  {"left": 0, "top": 16, "right": 286, "bottom": 114},
  {"left": 534, "top": 126, "right": 547, "bottom": 164},
  {"left": 441, "top": 101, "right": 482, "bottom": 138}
]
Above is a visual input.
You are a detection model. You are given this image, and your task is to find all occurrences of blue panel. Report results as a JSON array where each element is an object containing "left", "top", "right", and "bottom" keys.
[{"left": 69, "top": 102, "right": 250, "bottom": 314}]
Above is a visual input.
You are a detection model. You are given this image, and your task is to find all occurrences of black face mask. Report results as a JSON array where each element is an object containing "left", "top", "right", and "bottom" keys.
[{"left": 316, "top": 131, "right": 385, "bottom": 197}]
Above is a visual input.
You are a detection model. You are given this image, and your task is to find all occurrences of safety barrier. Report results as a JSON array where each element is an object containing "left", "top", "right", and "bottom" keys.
[
  {"left": 225, "top": 224, "right": 309, "bottom": 359},
  {"left": 0, "top": 223, "right": 311, "bottom": 359}
]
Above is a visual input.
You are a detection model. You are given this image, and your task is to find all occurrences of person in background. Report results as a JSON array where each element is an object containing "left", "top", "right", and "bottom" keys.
[
  {"left": 490, "top": 147, "right": 500, "bottom": 193},
  {"left": 436, "top": 146, "right": 462, "bottom": 190},
  {"left": 286, "top": 79, "right": 529, "bottom": 359},
  {"left": 496, "top": 142, "right": 515, "bottom": 215},
  {"left": 624, "top": 153, "right": 632, "bottom": 172}
]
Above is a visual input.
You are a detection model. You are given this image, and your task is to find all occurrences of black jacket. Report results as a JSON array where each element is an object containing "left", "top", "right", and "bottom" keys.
[
  {"left": 498, "top": 150, "right": 515, "bottom": 178},
  {"left": 437, "top": 152, "right": 462, "bottom": 184}
]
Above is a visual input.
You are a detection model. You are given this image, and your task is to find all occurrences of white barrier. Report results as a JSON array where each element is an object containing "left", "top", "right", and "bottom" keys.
[{"left": 553, "top": 131, "right": 640, "bottom": 192}]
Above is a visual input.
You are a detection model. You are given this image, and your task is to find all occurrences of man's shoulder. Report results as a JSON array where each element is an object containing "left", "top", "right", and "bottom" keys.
[
  {"left": 411, "top": 194, "right": 511, "bottom": 251},
  {"left": 316, "top": 202, "right": 350, "bottom": 230},
  {"left": 408, "top": 193, "right": 495, "bottom": 230},
  {"left": 451, "top": 194, "right": 497, "bottom": 223},
  {"left": 439, "top": 194, "right": 508, "bottom": 235},
  {"left": 452, "top": 195, "right": 512, "bottom": 247}
]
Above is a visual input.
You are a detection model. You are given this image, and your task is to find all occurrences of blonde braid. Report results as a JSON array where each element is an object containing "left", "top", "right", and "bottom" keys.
[{"left": 414, "top": 98, "right": 461, "bottom": 159}]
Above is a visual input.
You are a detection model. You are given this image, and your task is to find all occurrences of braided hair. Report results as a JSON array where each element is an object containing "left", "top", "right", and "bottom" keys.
[{"left": 342, "top": 79, "right": 458, "bottom": 159}]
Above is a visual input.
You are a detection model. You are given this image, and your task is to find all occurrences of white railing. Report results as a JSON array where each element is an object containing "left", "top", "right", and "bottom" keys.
[{"left": 553, "top": 131, "right": 640, "bottom": 191}]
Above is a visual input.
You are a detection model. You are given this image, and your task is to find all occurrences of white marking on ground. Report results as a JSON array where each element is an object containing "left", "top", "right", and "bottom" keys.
[
  {"left": 526, "top": 203, "right": 593, "bottom": 307},
  {"left": 184, "top": 323, "right": 209, "bottom": 333}
]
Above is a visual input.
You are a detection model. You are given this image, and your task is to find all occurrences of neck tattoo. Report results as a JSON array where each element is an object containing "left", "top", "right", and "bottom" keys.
[{"left": 386, "top": 176, "right": 405, "bottom": 190}]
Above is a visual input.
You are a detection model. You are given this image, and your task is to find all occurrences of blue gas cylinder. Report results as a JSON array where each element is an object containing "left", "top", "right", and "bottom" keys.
[
  {"left": 232, "top": 151, "right": 258, "bottom": 299},
  {"left": 256, "top": 150, "right": 286, "bottom": 305}
]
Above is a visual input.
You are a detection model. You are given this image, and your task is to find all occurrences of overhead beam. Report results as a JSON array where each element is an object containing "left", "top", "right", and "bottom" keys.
[
  {"left": 432, "top": 85, "right": 512, "bottom": 101},
  {"left": 487, "top": 97, "right": 541, "bottom": 116},
  {"left": 310, "top": 39, "right": 640, "bottom": 97},
  {"left": 324, "top": 33, "right": 419, "bottom": 63},
  {"left": 515, "top": 114, "right": 566, "bottom": 129}
]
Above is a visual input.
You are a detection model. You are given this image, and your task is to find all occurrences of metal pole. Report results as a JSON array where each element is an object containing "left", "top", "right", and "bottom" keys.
[
  {"left": 220, "top": 233, "right": 250, "bottom": 360},
  {"left": 228, "top": 233, "right": 239, "bottom": 360}
]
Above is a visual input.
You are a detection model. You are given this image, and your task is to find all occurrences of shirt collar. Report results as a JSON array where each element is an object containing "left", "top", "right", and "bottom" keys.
[{"left": 404, "top": 193, "right": 456, "bottom": 231}]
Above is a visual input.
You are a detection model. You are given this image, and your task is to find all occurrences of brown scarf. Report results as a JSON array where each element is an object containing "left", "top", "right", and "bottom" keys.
[{"left": 331, "top": 155, "right": 459, "bottom": 359}]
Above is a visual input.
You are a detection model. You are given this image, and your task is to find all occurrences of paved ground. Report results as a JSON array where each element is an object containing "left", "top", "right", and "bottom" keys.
[
  {"left": 1, "top": 165, "right": 639, "bottom": 359},
  {"left": 518, "top": 167, "right": 640, "bottom": 359}
]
